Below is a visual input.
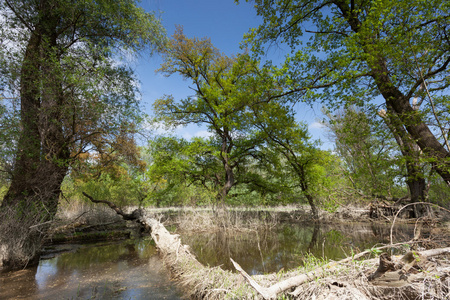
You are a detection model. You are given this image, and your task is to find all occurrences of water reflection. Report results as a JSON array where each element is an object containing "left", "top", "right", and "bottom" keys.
[
  {"left": 181, "top": 222, "right": 418, "bottom": 275},
  {"left": 0, "top": 221, "right": 422, "bottom": 299},
  {"left": 0, "top": 239, "right": 183, "bottom": 300}
]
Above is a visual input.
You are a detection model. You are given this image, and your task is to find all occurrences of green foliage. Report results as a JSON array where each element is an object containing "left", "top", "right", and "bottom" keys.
[
  {"left": 153, "top": 28, "right": 285, "bottom": 204},
  {"left": 243, "top": 0, "right": 450, "bottom": 184},
  {"left": 325, "top": 107, "right": 406, "bottom": 198},
  {"left": 0, "top": 0, "right": 166, "bottom": 196},
  {"left": 0, "top": 96, "right": 19, "bottom": 188},
  {"left": 65, "top": 148, "right": 148, "bottom": 206},
  {"left": 250, "top": 100, "right": 342, "bottom": 216},
  {"left": 143, "top": 136, "right": 217, "bottom": 206},
  {"left": 75, "top": 173, "right": 143, "bottom": 206},
  {"left": 367, "top": 247, "right": 383, "bottom": 257},
  {"left": 427, "top": 174, "right": 450, "bottom": 206}
]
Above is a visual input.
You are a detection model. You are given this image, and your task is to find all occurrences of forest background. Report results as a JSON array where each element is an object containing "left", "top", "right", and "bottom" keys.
[{"left": 1, "top": 0, "right": 450, "bottom": 270}]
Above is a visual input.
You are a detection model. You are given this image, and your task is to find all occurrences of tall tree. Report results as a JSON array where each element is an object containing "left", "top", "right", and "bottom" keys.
[
  {"left": 0, "top": 0, "right": 165, "bottom": 270},
  {"left": 242, "top": 0, "right": 450, "bottom": 185},
  {"left": 153, "top": 27, "right": 276, "bottom": 204},
  {"left": 378, "top": 106, "right": 427, "bottom": 216},
  {"left": 145, "top": 136, "right": 220, "bottom": 206},
  {"left": 253, "top": 101, "right": 333, "bottom": 220}
]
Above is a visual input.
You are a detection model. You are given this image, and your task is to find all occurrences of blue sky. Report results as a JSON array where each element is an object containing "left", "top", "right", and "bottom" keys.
[{"left": 135, "top": 0, "right": 331, "bottom": 149}]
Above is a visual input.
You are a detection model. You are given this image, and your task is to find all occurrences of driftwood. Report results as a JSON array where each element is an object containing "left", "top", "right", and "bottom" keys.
[
  {"left": 231, "top": 246, "right": 450, "bottom": 299},
  {"left": 82, "top": 193, "right": 240, "bottom": 298},
  {"left": 367, "top": 248, "right": 448, "bottom": 288},
  {"left": 83, "top": 193, "right": 450, "bottom": 299}
]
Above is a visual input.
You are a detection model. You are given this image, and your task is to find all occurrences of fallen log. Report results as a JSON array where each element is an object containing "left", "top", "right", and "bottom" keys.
[
  {"left": 82, "top": 192, "right": 201, "bottom": 267},
  {"left": 82, "top": 193, "right": 258, "bottom": 299},
  {"left": 83, "top": 193, "right": 450, "bottom": 299},
  {"left": 231, "top": 246, "right": 450, "bottom": 299}
]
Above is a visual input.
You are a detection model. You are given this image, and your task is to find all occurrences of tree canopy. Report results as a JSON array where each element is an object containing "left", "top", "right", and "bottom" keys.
[
  {"left": 242, "top": 0, "right": 450, "bottom": 184},
  {"left": 154, "top": 27, "right": 280, "bottom": 203},
  {"left": 0, "top": 0, "right": 166, "bottom": 270}
]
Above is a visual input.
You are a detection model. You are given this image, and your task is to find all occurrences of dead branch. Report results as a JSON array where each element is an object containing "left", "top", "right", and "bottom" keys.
[
  {"left": 82, "top": 192, "right": 138, "bottom": 220},
  {"left": 83, "top": 193, "right": 450, "bottom": 299},
  {"left": 231, "top": 245, "right": 450, "bottom": 300},
  {"left": 389, "top": 202, "right": 450, "bottom": 244}
]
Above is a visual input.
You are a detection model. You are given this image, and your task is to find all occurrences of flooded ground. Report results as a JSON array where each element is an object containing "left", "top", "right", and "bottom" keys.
[
  {"left": 181, "top": 222, "right": 421, "bottom": 275},
  {"left": 0, "top": 239, "right": 183, "bottom": 300},
  {"left": 0, "top": 221, "right": 429, "bottom": 299}
]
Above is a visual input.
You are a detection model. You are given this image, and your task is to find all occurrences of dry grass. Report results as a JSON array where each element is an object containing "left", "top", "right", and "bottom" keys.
[
  {"left": 160, "top": 228, "right": 450, "bottom": 299},
  {"left": 56, "top": 200, "right": 123, "bottom": 224},
  {"left": 289, "top": 256, "right": 450, "bottom": 300},
  {"left": 53, "top": 202, "right": 450, "bottom": 299},
  {"left": 151, "top": 209, "right": 450, "bottom": 300},
  {"left": 166, "top": 207, "right": 283, "bottom": 234},
  {"left": 0, "top": 205, "right": 48, "bottom": 270},
  {"left": 167, "top": 254, "right": 258, "bottom": 299}
]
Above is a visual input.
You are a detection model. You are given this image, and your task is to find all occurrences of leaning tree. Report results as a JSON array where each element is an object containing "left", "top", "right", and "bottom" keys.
[{"left": 242, "top": 0, "right": 450, "bottom": 189}]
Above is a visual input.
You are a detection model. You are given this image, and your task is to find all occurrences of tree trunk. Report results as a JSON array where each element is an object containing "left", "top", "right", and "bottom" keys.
[
  {"left": 407, "top": 176, "right": 427, "bottom": 218},
  {"left": 0, "top": 8, "right": 69, "bottom": 271},
  {"left": 336, "top": 1, "right": 450, "bottom": 184},
  {"left": 218, "top": 132, "right": 234, "bottom": 205},
  {"left": 379, "top": 106, "right": 427, "bottom": 218},
  {"left": 372, "top": 61, "right": 450, "bottom": 184},
  {"left": 305, "top": 193, "right": 319, "bottom": 220}
]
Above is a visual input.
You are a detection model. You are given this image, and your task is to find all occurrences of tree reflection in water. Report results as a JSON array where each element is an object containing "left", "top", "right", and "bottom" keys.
[
  {"left": 181, "top": 222, "right": 418, "bottom": 275},
  {"left": 0, "top": 239, "right": 183, "bottom": 300}
]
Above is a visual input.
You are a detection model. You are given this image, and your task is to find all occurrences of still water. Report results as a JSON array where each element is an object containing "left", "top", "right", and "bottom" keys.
[
  {"left": 0, "top": 239, "right": 183, "bottom": 300},
  {"left": 181, "top": 222, "right": 417, "bottom": 275},
  {"left": 0, "top": 222, "right": 417, "bottom": 299}
]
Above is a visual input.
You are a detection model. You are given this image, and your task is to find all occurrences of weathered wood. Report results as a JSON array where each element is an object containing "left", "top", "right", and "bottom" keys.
[
  {"left": 368, "top": 253, "right": 397, "bottom": 281},
  {"left": 232, "top": 246, "right": 450, "bottom": 299},
  {"left": 83, "top": 193, "right": 450, "bottom": 299},
  {"left": 230, "top": 258, "right": 271, "bottom": 299}
]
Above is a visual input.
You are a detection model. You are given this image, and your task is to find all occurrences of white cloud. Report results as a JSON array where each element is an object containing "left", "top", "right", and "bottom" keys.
[
  {"left": 193, "top": 130, "right": 214, "bottom": 138},
  {"left": 309, "top": 121, "right": 325, "bottom": 130},
  {"left": 182, "top": 132, "right": 192, "bottom": 140},
  {"left": 146, "top": 121, "right": 213, "bottom": 140},
  {"left": 145, "top": 120, "right": 185, "bottom": 135}
]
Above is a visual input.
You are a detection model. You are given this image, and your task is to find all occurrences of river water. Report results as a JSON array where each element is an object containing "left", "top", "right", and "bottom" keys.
[
  {"left": 182, "top": 222, "right": 418, "bottom": 275},
  {"left": 0, "top": 221, "right": 419, "bottom": 299},
  {"left": 0, "top": 239, "right": 183, "bottom": 300}
]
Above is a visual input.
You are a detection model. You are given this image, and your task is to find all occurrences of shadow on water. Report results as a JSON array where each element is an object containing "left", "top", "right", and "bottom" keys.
[
  {"left": 180, "top": 222, "right": 420, "bottom": 275},
  {"left": 0, "top": 239, "right": 183, "bottom": 300}
]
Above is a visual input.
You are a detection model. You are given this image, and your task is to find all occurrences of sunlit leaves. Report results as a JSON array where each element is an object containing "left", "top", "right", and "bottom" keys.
[
  {"left": 153, "top": 28, "right": 283, "bottom": 202},
  {"left": 243, "top": 0, "right": 450, "bottom": 184},
  {"left": 0, "top": 0, "right": 167, "bottom": 172}
]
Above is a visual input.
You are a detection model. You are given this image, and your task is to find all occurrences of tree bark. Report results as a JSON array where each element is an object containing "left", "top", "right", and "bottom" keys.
[
  {"left": 335, "top": 0, "right": 450, "bottom": 185},
  {"left": 0, "top": 7, "right": 69, "bottom": 271},
  {"left": 379, "top": 107, "right": 427, "bottom": 218},
  {"left": 305, "top": 193, "right": 319, "bottom": 220},
  {"left": 219, "top": 132, "right": 235, "bottom": 205}
]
